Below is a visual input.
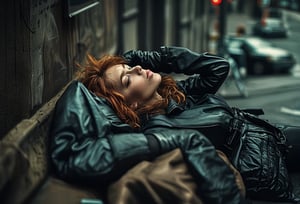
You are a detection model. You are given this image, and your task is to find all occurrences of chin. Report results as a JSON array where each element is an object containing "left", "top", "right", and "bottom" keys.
[{"left": 153, "top": 73, "right": 162, "bottom": 83}]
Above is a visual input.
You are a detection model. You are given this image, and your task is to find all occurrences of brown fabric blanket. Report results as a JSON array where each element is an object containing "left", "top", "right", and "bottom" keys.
[{"left": 108, "top": 148, "right": 245, "bottom": 204}]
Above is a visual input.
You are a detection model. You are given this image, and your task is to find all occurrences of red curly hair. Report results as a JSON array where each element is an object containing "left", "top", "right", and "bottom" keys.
[{"left": 77, "top": 54, "right": 185, "bottom": 128}]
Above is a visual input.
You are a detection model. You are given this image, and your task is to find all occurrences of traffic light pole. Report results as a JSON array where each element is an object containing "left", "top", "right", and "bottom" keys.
[{"left": 217, "top": 0, "right": 227, "bottom": 55}]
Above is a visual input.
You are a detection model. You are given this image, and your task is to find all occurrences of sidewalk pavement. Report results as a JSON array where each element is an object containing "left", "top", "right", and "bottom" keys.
[
  {"left": 172, "top": 73, "right": 300, "bottom": 98},
  {"left": 219, "top": 74, "right": 300, "bottom": 98}
]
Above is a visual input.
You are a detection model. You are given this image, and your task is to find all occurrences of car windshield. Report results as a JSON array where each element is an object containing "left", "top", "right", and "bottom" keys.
[
  {"left": 229, "top": 40, "right": 242, "bottom": 48},
  {"left": 246, "top": 38, "right": 272, "bottom": 48}
]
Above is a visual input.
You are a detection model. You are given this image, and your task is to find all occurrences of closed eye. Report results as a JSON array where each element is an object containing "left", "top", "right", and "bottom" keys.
[
  {"left": 125, "top": 74, "right": 130, "bottom": 87},
  {"left": 121, "top": 64, "right": 131, "bottom": 87}
]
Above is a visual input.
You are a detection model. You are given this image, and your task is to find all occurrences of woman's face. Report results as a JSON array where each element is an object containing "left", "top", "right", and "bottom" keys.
[{"left": 104, "top": 64, "right": 162, "bottom": 107}]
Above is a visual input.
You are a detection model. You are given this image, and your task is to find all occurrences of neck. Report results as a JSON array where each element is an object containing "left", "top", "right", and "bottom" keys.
[
  {"left": 145, "top": 92, "right": 163, "bottom": 106},
  {"left": 137, "top": 92, "right": 166, "bottom": 116}
]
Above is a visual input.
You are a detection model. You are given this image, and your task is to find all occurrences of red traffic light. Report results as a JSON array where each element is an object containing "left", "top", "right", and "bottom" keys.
[{"left": 211, "top": 0, "right": 222, "bottom": 6}]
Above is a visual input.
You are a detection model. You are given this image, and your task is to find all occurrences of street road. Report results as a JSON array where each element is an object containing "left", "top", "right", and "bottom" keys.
[
  {"left": 226, "top": 86, "right": 300, "bottom": 126},
  {"left": 224, "top": 10, "right": 300, "bottom": 127}
]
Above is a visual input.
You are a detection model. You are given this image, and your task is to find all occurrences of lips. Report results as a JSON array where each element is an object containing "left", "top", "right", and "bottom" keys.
[{"left": 146, "top": 70, "right": 153, "bottom": 78}]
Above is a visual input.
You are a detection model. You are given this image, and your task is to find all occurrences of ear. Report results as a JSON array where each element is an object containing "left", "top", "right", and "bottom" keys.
[{"left": 129, "top": 102, "right": 138, "bottom": 110}]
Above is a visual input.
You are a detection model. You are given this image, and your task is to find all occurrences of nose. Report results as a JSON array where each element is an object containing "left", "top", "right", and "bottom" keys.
[{"left": 130, "top": 65, "right": 142, "bottom": 74}]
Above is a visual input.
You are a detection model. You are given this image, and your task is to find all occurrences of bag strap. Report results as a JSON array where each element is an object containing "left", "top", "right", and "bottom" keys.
[
  {"left": 241, "top": 108, "right": 264, "bottom": 116},
  {"left": 236, "top": 108, "right": 290, "bottom": 156}
]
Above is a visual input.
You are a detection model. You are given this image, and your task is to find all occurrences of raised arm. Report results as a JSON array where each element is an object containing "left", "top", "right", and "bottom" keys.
[{"left": 123, "top": 46, "right": 229, "bottom": 95}]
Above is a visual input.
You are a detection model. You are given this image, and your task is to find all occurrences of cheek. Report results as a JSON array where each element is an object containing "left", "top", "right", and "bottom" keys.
[
  {"left": 129, "top": 79, "right": 149, "bottom": 98},
  {"left": 131, "top": 84, "right": 146, "bottom": 97}
]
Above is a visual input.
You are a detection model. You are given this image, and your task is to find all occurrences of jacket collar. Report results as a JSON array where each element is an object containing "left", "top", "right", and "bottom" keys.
[
  {"left": 139, "top": 98, "right": 185, "bottom": 126},
  {"left": 166, "top": 98, "right": 185, "bottom": 115}
]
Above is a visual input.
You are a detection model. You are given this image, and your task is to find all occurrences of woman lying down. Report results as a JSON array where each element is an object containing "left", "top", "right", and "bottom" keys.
[{"left": 50, "top": 46, "right": 300, "bottom": 204}]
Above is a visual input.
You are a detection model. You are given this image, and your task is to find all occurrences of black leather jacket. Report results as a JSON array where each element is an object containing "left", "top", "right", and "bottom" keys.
[
  {"left": 124, "top": 48, "right": 233, "bottom": 145},
  {"left": 50, "top": 46, "right": 245, "bottom": 203},
  {"left": 124, "top": 47, "right": 235, "bottom": 148},
  {"left": 124, "top": 46, "right": 296, "bottom": 202}
]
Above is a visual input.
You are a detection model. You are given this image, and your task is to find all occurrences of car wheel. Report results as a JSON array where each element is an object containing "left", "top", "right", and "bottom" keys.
[{"left": 252, "top": 62, "right": 265, "bottom": 75}]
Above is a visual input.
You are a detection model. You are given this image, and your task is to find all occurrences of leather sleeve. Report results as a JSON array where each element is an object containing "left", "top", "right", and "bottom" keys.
[
  {"left": 123, "top": 46, "right": 229, "bottom": 95},
  {"left": 148, "top": 128, "right": 245, "bottom": 204},
  {"left": 50, "top": 81, "right": 159, "bottom": 183}
]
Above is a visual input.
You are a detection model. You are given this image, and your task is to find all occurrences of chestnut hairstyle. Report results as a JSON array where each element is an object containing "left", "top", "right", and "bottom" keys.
[{"left": 77, "top": 54, "right": 185, "bottom": 128}]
